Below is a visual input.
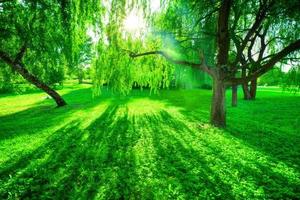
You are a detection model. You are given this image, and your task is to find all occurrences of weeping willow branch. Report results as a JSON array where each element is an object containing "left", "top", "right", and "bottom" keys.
[{"left": 127, "top": 50, "right": 214, "bottom": 76}]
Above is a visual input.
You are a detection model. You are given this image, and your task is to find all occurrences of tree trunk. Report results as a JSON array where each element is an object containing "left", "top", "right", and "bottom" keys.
[
  {"left": 232, "top": 84, "right": 237, "bottom": 107},
  {"left": 211, "top": 0, "right": 231, "bottom": 128},
  {"left": 211, "top": 79, "right": 226, "bottom": 127},
  {"left": 0, "top": 51, "right": 67, "bottom": 107},
  {"left": 242, "top": 82, "right": 251, "bottom": 100},
  {"left": 14, "top": 62, "right": 67, "bottom": 107},
  {"left": 1, "top": 50, "right": 67, "bottom": 107},
  {"left": 78, "top": 69, "right": 83, "bottom": 84},
  {"left": 250, "top": 78, "right": 257, "bottom": 100}
]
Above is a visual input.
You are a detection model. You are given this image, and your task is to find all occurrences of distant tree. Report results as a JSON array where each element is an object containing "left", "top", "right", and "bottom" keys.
[
  {"left": 282, "top": 67, "right": 300, "bottom": 93},
  {"left": 258, "top": 67, "right": 285, "bottom": 86},
  {"left": 69, "top": 38, "right": 93, "bottom": 84}
]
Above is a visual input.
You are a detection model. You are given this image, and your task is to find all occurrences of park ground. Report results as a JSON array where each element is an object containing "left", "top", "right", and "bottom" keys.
[{"left": 0, "top": 83, "right": 299, "bottom": 199}]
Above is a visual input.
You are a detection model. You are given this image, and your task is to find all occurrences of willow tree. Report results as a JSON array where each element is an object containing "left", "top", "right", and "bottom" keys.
[
  {"left": 0, "top": 0, "right": 67, "bottom": 106},
  {"left": 0, "top": 0, "right": 101, "bottom": 106},
  {"left": 91, "top": 0, "right": 174, "bottom": 95},
  {"left": 128, "top": 0, "right": 300, "bottom": 127}
]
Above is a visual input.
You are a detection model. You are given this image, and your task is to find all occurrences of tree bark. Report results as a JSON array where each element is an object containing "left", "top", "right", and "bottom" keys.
[
  {"left": 210, "top": 0, "right": 231, "bottom": 127},
  {"left": 242, "top": 82, "right": 251, "bottom": 100},
  {"left": 232, "top": 84, "right": 237, "bottom": 107},
  {"left": 211, "top": 78, "right": 226, "bottom": 127},
  {"left": 249, "top": 78, "right": 257, "bottom": 100},
  {"left": 15, "top": 62, "right": 67, "bottom": 107},
  {"left": 242, "top": 78, "right": 257, "bottom": 100},
  {"left": 78, "top": 74, "right": 83, "bottom": 84},
  {"left": 0, "top": 51, "right": 67, "bottom": 107}
]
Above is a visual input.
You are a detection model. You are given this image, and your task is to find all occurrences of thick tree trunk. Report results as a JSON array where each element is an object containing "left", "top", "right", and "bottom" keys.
[
  {"left": 211, "top": 79, "right": 226, "bottom": 127},
  {"left": 249, "top": 78, "right": 257, "bottom": 100},
  {"left": 232, "top": 84, "right": 237, "bottom": 107},
  {"left": 211, "top": 0, "right": 231, "bottom": 128}
]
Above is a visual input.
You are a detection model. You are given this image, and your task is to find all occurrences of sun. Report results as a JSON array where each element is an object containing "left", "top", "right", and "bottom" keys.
[
  {"left": 124, "top": 13, "right": 139, "bottom": 31},
  {"left": 123, "top": 11, "right": 146, "bottom": 36}
]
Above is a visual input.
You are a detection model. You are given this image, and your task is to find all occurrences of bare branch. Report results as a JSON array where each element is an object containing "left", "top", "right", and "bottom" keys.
[{"left": 233, "top": 0, "right": 272, "bottom": 65}]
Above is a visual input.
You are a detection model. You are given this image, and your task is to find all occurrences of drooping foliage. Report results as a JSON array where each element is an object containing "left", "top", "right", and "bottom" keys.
[
  {"left": 282, "top": 67, "right": 300, "bottom": 93},
  {"left": 0, "top": 0, "right": 67, "bottom": 88},
  {"left": 91, "top": 0, "right": 175, "bottom": 94},
  {"left": 0, "top": 0, "right": 102, "bottom": 91},
  {"left": 1, "top": 0, "right": 299, "bottom": 125},
  {"left": 90, "top": 0, "right": 218, "bottom": 94}
]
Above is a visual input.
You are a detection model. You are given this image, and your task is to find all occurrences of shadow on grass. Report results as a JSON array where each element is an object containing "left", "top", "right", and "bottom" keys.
[
  {"left": 1, "top": 100, "right": 299, "bottom": 199},
  {"left": 147, "top": 89, "right": 300, "bottom": 171},
  {"left": 0, "top": 87, "right": 110, "bottom": 141},
  {"left": 226, "top": 95, "right": 300, "bottom": 168}
]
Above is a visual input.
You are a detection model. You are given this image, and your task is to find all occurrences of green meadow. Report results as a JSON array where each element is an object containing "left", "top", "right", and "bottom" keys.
[{"left": 0, "top": 84, "right": 299, "bottom": 199}]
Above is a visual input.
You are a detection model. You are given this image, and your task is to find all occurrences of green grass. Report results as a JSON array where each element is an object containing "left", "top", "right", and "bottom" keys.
[{"left": 0, "top": 83, "right": 299, "bottom": 199}]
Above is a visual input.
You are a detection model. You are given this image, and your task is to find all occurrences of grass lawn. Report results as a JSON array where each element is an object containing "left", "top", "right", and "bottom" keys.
[{"left": 0, "top": 83, "right": 299, "bottom": 199}]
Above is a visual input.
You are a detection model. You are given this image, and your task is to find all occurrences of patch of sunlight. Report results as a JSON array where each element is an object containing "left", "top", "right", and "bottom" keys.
[
  {"left": 0, "top": 132, "right": 54, "bottom": 165},
  {"left": 0, "top": 93, "right": 46, "bottom": 116},
  {"left": 75, "top": 100, "right": 111, "bottom": 128},
  {"left": 150, "top": 0, "right": 161, "bottom": 13},
  {"left": 0, "top": 99, "right": 111, "bottom": 166},
  {"left": 123, "top": 9, "right": 147, "bottom": 38},
  {"left": 126, "top": 98, "right": 166, "bottom": 116}
]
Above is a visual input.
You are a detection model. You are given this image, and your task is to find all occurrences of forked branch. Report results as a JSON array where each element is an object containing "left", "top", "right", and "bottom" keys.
[{"left": 228, "top": 39, "right": 300, "bottom": 84}]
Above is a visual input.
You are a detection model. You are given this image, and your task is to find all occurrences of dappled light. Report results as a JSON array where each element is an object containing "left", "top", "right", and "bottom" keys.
[{"left": 126, "top": 98, "right": 166, "bottom": 116}]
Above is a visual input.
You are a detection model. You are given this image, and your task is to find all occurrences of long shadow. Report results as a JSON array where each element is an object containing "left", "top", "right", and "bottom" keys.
[
  {"left": 138, "top": 111, "right": 299, "bottom": 199},
  {"left": 226, "top": 95, "right": 300, "bottom": 169},
  {"left": 1, "top": 89, "right": 299, "bottom": 199},
  {"left": 138, "top": 112, "right": 235, "bottom": 199},
  {"left": 148, "top": 89, "right": 300, "bottom": 171},
  {"left": 0, "top": 121, "right": 83, "bottom": 198},
  {"left": 0, "top": 101, "right": 142, "bottom": 199},
  {"left": 0, "top": 87, "right": 110, "bottom": 141}
]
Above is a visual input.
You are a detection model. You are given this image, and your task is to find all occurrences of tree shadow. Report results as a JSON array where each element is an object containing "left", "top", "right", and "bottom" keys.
[
  {"left": 0, "top": 102, "right": 140, "bottom": 199},
  {"left": 147, "top": 89, "right": 300, "bottom": 171},
  {"left": 1, "top": 104, "right": 299, "bottom": 199},
  {"left": 1, "top": 88, "right": 299, "bottom": 199},
  {"left": 226, "top": 95, "right": 300, "bottom": 168},
  {"left": 0, "top": 87, "right": 110, "bottom": 141}
]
